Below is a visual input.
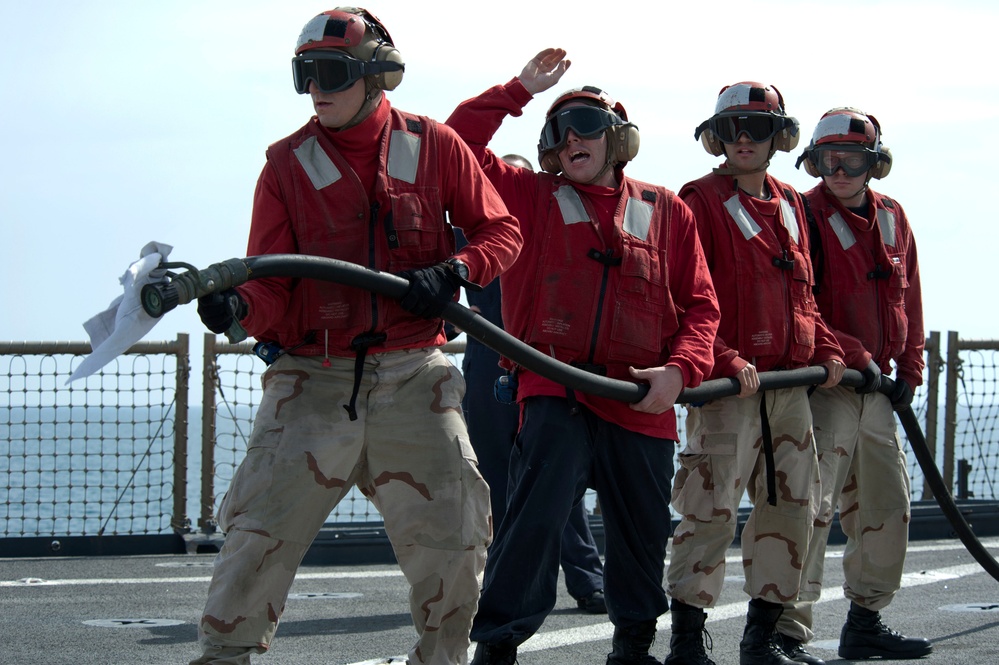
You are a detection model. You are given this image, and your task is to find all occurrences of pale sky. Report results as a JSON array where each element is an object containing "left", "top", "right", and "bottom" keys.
[{"left": 3, "top": 0, "right": 997, "bottom": 364}]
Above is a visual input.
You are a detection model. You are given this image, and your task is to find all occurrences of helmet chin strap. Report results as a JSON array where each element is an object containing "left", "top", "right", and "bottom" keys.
[
  {"left": 712, "top": 159, "right": 770, "bottom": 177},
  {"left": 338, "top": 82, "right": 382, "bottom": 131}
]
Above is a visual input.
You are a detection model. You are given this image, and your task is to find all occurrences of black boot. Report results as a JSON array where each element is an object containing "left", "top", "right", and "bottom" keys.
[
  {"left": 663, "top": 603, "right": 715, "bottom": 665},
  {"left": 471, "top": 642, "right": 518, "bottom": 665},
  {"left": 838, "top": 602, "right": 933, "bottom": 660},
  {"left": 775, "top": 633, "right": 826, "bottom": 665},
  {"left": 739, "top": 600, "right": 795, "bottom": 665},
  {"left": 606, "top": 619, "right": 660, "bottom": 665}
]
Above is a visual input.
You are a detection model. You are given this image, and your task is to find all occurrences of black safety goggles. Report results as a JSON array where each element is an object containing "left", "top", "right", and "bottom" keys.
[
  {"left": 704, "top": 114, "right": 786, "bottom": 144},
  {"left": 539, "top": 106, "right": 622, "bottom": 152},
  {"left": 812, "top": 146, "right": 879, "bottom": 177},
  {"left": 291, "top": 51, "right": 403, "bottom": 94}
]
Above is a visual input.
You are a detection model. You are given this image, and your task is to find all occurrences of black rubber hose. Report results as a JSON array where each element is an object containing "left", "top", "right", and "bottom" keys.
[{"left": 143, "top": 254, "right": 999, "bottom": 581}]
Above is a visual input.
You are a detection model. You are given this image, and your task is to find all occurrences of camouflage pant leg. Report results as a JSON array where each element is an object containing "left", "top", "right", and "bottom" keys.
[
  {"left": 839, "top": 391, "right": 910, "bottom": 610},
  {"left": 668, "top": 394, "right": 769, "bottom": 608},
  {"left": 193, "top": 350, "right": 488, "bottom": 665},
  {"left": 362, "top": 348, "right": 489, "bottom": 665},
  {"left": 741, "top": 387, "right": 817, "bottom": 604},
  {"left": 779, "top": 387, "right": 909, "bottom": 640},
  {"left": 779, "top": 385, "right": 862, "bottom": 641}
]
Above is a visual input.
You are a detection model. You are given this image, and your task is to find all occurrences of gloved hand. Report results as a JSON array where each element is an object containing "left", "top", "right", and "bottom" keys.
[
  {"left": 197, "top": 288, "right": 247, "bottom": 334},
  {"left": 889, "top": 378, "right": 914, "bottom": 412},
  {"left": 856, "top": 359, "right": 882, "bottom": 394},
  {"left": 398, "top": 264, "right": 460, "bottom": 319}
]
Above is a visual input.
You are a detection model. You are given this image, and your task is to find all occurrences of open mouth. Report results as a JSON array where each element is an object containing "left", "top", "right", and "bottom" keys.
[{"left": 569, "top": 150, "right": 590, "bottom": 164}]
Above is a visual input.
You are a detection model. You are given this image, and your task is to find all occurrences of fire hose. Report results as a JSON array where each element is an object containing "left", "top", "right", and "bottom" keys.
[{"left": 141, "top": 254, "right": 999, "bottom": 582}]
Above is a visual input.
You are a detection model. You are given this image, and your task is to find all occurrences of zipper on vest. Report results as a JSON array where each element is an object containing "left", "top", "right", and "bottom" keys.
[
  {"left": 368, "top": 201, "right": 380, "bottom": 330},
  {"left": 586, "top": 248, "right": 621, "bottom": 364}
]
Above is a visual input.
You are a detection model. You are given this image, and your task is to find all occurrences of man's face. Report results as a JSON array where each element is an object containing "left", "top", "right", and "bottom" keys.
[
  {"left": 310, "top": 76, "right": 366, "bottom": 129},
  {"left": 822, "top": 167, "right": 869, "bottom": 204},
  {"left": 555, "top": 103, "right": 612, "bottom": 186},
  {"left": 722, "top": 133, "right": 771, "bottom": 173},
  {"left": 816, "top": 145, "right": 872, "bottom": 204}
]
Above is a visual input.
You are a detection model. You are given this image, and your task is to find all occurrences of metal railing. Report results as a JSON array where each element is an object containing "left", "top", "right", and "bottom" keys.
[{"left": 1, "top": 331, "right": 997, "bottom": 547}]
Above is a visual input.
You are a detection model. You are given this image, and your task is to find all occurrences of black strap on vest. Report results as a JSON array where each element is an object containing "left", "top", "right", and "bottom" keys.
[
  {"left": 343, "top": 331, "right": 388, "bottom": 421},
  {"left": 759, "top": 392, "right": 778, "bottom": 506},
  {"left": 799, "top": 194, "right": 824, "bottom": 296},
  {"left": 587, "top": 248, "right": 622, "bottom": 266}
]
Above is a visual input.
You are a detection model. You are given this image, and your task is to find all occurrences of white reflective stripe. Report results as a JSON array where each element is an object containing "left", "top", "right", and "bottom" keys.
[
  {"left": 554, "top": 185, "right": 590, "bottom": 225},
  {"left": 715, "top": 83, "right": 753, "bottom": 114},
  {"left": 723, "top": 194, "right": 761, "bottom": 240},
  {"left": 812, "top": 113, "right": 854, "bottom": 142},
  {"left": 298, "top": 15, "right": 328, "bottom": 45},
  {"left": 387, "top": 130, "right": 420, "bottom": 184},
  {"left": 779, "top": 197, "right": 799, "bottom": 244},
  {"left": 294, "top": 136, "right": 342, "bottom": 190},
  {"left": 623, "top": 198, "right": 653, "bottom": 240},
  {"left": 828, "top": 212, "right": 857, "bottom": 250},
  {"left": 878, "top": 208, "right": 897, "bottom": 247}
]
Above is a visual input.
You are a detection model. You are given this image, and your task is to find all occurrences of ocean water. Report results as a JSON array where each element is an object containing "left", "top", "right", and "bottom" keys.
[{"left": 2, "top": 397, "right": 995, "bottom": 539}]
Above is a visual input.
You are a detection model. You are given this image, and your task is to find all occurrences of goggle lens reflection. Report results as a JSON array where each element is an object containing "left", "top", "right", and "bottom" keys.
[
  {"left": 710, "top": 115, "right": 783, "bottom": 144},
  {"left": 814, "top": 147, "right": 877, "bottom": 177},
  {"left": 539, "top": 106, "right": 620, "bottom": 152}
]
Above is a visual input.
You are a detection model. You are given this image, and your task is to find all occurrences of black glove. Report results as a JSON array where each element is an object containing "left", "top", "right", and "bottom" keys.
[
  {"left": 889, "top": 378, "right": 914, "bottom": 412},
  {"left": 197, "top": 289, "right": 247, "bottom": 334},
  {"left": 856, "top": 359, "right": 882, "bottom": 394},
  {"left": 398, "top": 264, "right": 460, "bottom": 319}
]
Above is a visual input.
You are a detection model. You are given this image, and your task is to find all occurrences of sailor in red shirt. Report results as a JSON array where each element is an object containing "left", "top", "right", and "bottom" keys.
[
  {"left": 190, "top": 8, "right": 521, "bottom": 665},
  {"left": 664, "top": 82, "right": 845, "bottom": 665},
  {"left": 447, "top": 48, "right": 719, "bottom": 665},
  {"left": 776, "top": 108, "right": 931, "bottom": 661}
]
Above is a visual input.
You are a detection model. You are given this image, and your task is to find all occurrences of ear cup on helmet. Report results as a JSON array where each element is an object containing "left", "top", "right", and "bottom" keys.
[
  {"left": 369, "top": 42, "right": 404, "bottom": 91},
  {"left": 772, "top": 118, "right": 800, "bottom": 153},
  {"left": 802, "top": 150, "right": 821, "bottom": 178},
  {"left": 539, "top": 150, "right": 562, "bottom": 174},
  {"left": 870, "top": 146, "right": 892, "bottom": 179},
  {"left": 610, "top": 123, "right": 641, "bottom": 163},
  {"left": 700, "top": 130, "right": 725, "bottom": 157}
]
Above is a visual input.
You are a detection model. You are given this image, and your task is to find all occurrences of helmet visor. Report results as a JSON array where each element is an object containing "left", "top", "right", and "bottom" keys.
[
  {"left": 813, "top": 146, "right": 878, "bottom": 177},
  {"left": 539, "top": 106, "right": 621, "bottom": 152},
  {"left": 709, "top": 114, "right": 784, "bottom": 144},
  {"left": 292, "top": 51, "right": 402, "bottom": 94}
]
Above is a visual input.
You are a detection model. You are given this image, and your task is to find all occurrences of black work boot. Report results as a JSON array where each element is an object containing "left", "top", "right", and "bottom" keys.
[
  {"left": 775, "top": 633, "right": 826, "bottom": 665},
  {"left": 470, "top": 642, "right": 518, "bottom": 665},
  {"left": 739, "top": 600, "right": 796, "bottom": 665},
  {"left": 606, "top": 619, "right": 659, "bottom": 665},
  {"left": 838, "top": 602, "right": 933, "bottom": 660},
  {"left": 663, "top": 603, "right": 716, "bottom": 665}
]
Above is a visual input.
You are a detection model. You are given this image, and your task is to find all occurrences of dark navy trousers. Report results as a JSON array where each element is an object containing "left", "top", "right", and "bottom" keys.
[{"left": 470, "top": 396, "right": 675, "bottom": 646}]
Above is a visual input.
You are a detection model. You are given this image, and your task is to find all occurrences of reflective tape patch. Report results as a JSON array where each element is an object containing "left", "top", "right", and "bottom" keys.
[
  {"left": 828, "top": 212, "right": 857, "bottom": 251},
  {"left": 623, "top": 197, "right": 653, "bottom": 240},
  {"left": 878, "top": 208, "right": 897, "bottom": 247},
  {"left": 294, "top": 136, "right": 342, "bottom": 190},
  {"left": 812, "top": 113, "right": 854, "bottom": 142},
  {"left": 779, "top": 198, "right": 799, "bottom": 244},
  {"left": 715, "top": 83, "right": 753, "bottom": 113},
  {"left": 724, "top": 194, "right": 761, "bottom": 240},
  {"left": 554, "top": 185, "right": 590, "bottom": 225},
  {"left": 388, "top": 130, "right": 420, "bottom": 184}
]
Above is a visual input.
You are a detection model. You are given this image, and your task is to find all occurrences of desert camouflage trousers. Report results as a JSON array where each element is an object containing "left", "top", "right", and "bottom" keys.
[
  {"left": 667, "top": 387, "right": 818, "bottom": 608},
  {"left": 778, "top": 386, "right": 911, "bottom": 642},
  {"left": 191, "top": 349, "right": 490, "bottom": 665}
]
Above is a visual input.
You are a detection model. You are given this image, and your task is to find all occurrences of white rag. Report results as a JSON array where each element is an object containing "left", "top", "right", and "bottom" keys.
[{"left": 68, "top": 241, "right": 174, "bottom": 383}]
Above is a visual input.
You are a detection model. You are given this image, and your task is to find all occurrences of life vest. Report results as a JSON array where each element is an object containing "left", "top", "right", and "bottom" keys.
[
  {"left": 261, "top": 111, "right": 454, "bottom": 354},
  {"left": 682, "top": 173, "right": 817, "bottom": 369},
  {"left": 500, "top": 174, "right": 679, "bottom": 380},
  {"left": 806, "top": 186, "right": 910, "bottom": 368}
]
